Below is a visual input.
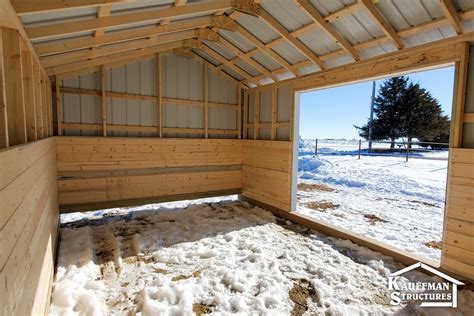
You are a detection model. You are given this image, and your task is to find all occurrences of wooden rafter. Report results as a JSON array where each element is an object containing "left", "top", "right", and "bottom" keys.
[
  {"left": 186, "top": 39, "right": 259, "bottom": 85},
  {"left": 358, "top": 0, "right": 403, "bottom": 49},
  {"left": 12, "top": 0, "right": 135, "bottom": 15},
  {"left": 35, "top": 16, "right": 212, "bottom": 56},
  {"left": 227, "top": 15, "right": 298, "bottom": 75},
  {"left": 160, "top": 0, "right": 188, "bottom": 26},
  {"left": 295, "top": 0, "right": 359, "bottom": 61},
  {"left": 41, "top": 30, "right": 195, "bottom": 68},
  {"left": 252, "top": 9, "right": 474, "bottom": 82},
  {"left": 258, "top": 7, "right": 325, "bottom": 69},
  {"left": 94, "top": 4, "right": 112, "bottom": 37},
  {"left": 26, "top": 0, "right": 233, "bottom": 40},
  {"left": 47, "top": 41, "right": 183, "bottom": 76},
  {"left": 210, "top": 28, "right": 278, "bottom": 81},
  {"left": 438, "top": 0, "right": 463, "bottom": 34}
]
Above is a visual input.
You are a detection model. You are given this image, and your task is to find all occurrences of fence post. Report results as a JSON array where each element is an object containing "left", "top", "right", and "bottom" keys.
[
  {"left": 406, "top": 140, "right": 410, "bottom": 162},
  {"left": 358, "top": 139, "right": 361, "bottom": 160},
  {"left": 315, "top": 139, "right": 318, "bottom": 157}
]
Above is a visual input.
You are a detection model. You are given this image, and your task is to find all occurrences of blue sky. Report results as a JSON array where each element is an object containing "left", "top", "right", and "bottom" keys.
[{"left": 299, "top": 66, "right": 455, "bottom": 139}]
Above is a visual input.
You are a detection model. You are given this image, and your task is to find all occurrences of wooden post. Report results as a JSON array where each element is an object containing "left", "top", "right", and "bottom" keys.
[
  {"left": 271, "top": 86, "right": 277, "bottom": 140},
  {"left": 21, "top": 47, "right": 37, "bottom": 140},
  {"left": 33, "top": 61, "right": 43, "bottom": 139},
  {"left": 41, "top": 73, "right": 49, "bottom": 137},
  {"left": 1, "top": 28, "right": 27, "bottom": 145},
  {"left": 55, "top": 76, "right": 62, "bottom": 136},
  {"left": 46, "top": 80, "right": 53, "bottom": 136},
  {"left": 237, "top": 82, "right": 242, "bottom": 139},
  {"left": 204, "top": 61, "right": 208, "bottom": 138},
  {"left": 101, "top": 65, "right": 107, "bottom": 136},
  {"left": 156, "top": 53, "right": 162, "bottom": 137},
  {"left": 254, "top": 91, "right": 259, "bottom": 140},
  {"left": 0, "top": 28, "right": 9, "bottom": 148},
  {"left": 451, "top": 43, "right": 469, "bottom": 148},
  {"left": 243, "top": 91, "right": 248, "bottom": 139}
]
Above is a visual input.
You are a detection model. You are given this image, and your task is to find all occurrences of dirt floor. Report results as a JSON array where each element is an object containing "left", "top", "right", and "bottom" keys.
[{"left": 49, "top": 198, "right": 474, "bottom": 315}]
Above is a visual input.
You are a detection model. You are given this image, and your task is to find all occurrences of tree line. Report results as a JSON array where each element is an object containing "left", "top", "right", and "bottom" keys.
[{"left": 356, "top": 76, "right": 450, "bottom": 149}]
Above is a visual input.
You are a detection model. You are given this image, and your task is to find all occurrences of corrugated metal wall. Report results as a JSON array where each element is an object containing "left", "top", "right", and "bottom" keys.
[{"left": 61, "top": 54, "right": 239, "bottom": 138}]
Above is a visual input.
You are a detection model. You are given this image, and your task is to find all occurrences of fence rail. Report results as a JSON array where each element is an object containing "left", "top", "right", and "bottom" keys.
[{"left": 308, "top": 139, "right": 449, "bottom": 161}]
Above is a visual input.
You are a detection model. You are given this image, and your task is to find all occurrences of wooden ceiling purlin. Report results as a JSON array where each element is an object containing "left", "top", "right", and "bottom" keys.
[
  {"left": 41, "top": 30, "right": 197, "bottom": 68},
  {"left": 46, "top": 40, "right": 185, "bottom": 76},
  {"left": 35, "top": 16, "right": 214, "bottom": 57},
  {"left": 12, "top": 0, "right": 136, "bottom": 15},
  {"left": 294, "top": 0, "right": 360, "bottom": 61},
  {"left": 358, "top": 0, "right": 404, "bottom": 49},
  {"left": 25, "top": 0, "right": 235, "bottom": 40},
  {"left": 184, "top": 38, "right": 259, "bottom": 86},
  {"left": 438, "top": 0, "right": 464, "bottom": 34}
]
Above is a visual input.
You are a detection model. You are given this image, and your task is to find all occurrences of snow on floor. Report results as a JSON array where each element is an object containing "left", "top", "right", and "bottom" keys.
[
  {"left": 50, "top": 198, "right": 474, "bottom": 315},
  {"left": 296, "top": 154, "right": 448, "bottom": 262}
]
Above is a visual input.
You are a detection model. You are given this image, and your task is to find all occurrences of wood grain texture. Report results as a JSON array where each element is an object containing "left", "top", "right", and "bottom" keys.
[{"left": 0, "top": 138, "right": 59, "bottom": 315}]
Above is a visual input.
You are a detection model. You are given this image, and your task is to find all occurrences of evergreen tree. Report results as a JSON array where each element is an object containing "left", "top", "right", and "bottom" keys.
[{"left": 356, "top": 76, "right": 450, "bottom": 149}]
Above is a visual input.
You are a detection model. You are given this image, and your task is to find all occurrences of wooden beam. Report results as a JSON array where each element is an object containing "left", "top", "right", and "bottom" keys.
[
  {"left": 93, "top": 4, "right": 112, "bottom": 37},
  {"left": 271, "top": 85, "right": 277, "bottom": 140},
  {"left": 439, "top": 0, "right": 463, "bottom": 34},
  {"left": 35, "top": 16, "right": 212, "bottom": 56},
  {"left": 26, "top": 1, "right": 233, "bottom": 40},
  {"left": 0, "top": 29, "right": 8, "bottom": 148},
  {"left": 33, "top": 62, "right": 43, "bottom": 139},
  {"left": 195, "top": 40, "right": 259, "bottom": 85},
  {"left": 358, "top": 0, "right": 403, "bottom": 49},
  {"left": 1, "top": 28, "right": 27, "bottom": 145},
  {"left": 0, "top": 0, "right": 49, "bottom": 78},
  {"left": 237, "top": 82, "right": 242, "bottom": 139},
  {"left": 243, "top": 91, "right": 248, "bottom": 138},
  {"left": 21, "top": 48, "right": 37, "bottom": 140},
  {"left": 100, "top": 66, "right": 107, "bottom": 136},
  {"left": 204, "top": 62, "right": 208, "bottom": 138},
  {"left": 156, "top": 53, "right": 162, "bottom": 138},
  {"left": 41, "top": 30, "right": 195, "bottom": 68},
  {"left": 55, "top": 77, "right": 62, "bottom": 135},
  {"left": 160, "top": 0, "right": 188, "bottom": 26},
  {"left": 259, "top": 8, "right": 325, "bottom": 69},
  {"left": 213, "top": 28, "right": 278, "bottom": 81},
  {"left": 295, "top": 0, "right": 359, "bottom": 61},
  {"left": 46, "top": 41, "right": 183, "bottom": 76},
  {"left": 12, "top": 0, "right": 134, "bottom": 15},
  {"left": 253, "top": 91, "right": 259, "bottom": 139},
  {"left": 451, "top": 43, "right": 469, "bottom": 147}
]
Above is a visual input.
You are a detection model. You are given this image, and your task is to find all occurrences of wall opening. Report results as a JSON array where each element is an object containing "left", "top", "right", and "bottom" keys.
[{"left": 293, "top": 66, "right": 455, "bottom": 264}]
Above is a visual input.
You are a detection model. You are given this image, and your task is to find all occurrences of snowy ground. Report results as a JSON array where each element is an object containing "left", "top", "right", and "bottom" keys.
[
  {"left": 51, "top": 198, "right": 473, "bottom": 315},
  {"left": 297, "top": 139, "right": 449, "bottom": 262}
]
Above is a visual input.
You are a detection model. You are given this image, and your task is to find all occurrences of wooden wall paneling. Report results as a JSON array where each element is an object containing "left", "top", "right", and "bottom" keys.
[
  {"left": 20, "top": 45, "right": 36, "bottom": 141},
  {"left": 0, "top": 138, "right": 58, "bottom": 315},
  {"left": 33, "top": 62, "right": 43, "bottom": 139},
  {"left": 1, "top": 27, "right": 27, "bottom": 145},
  {"left": 0, "top": 28, "right": 8, "bottom": 148}
]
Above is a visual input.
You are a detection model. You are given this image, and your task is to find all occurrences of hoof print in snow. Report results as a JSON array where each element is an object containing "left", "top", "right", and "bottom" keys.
[
  {"left": 363, "top": 214, "right": 388, "bottom": 225},
  {"left": 193, "top": 303, "right": 214, "bottom": 315},
  {"left": 304, "top": 201, "right": 339, "bottom": 212},
  {"left": 424, "top": 240, "right": 442, "bottom": 250},
  {"left": 298, "top": 183, "right": 335, "bottom": 192},
  {"left": 289, "top": 279, "right": 317, "bottom": 316}
]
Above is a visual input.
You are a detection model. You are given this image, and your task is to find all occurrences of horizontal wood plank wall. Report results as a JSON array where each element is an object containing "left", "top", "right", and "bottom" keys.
[
  {"left": 441, "top": 148, "right": 474, "bottom": 280},
  {"left": 57, "top": 136, "right": 242, "bottom": 209},
  {"left": 0, "top": 138, "right": 59, "bottom": 315},
  {"left": 241, "top": 140, "right": 292, "bottom": 211}
]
